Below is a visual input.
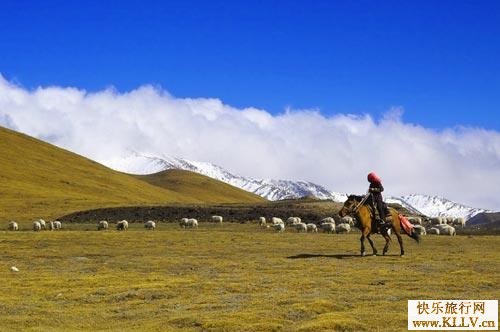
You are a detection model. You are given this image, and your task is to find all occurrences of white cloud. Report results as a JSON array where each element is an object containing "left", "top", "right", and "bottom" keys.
[{"left": 1, "top": 75, "right": 499, "bottom": 210}]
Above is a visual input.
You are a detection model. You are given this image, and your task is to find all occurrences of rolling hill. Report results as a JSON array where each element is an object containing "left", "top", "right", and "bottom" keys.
[
  {"left": 134, "top": 169, "right": 264, "bottom": 204},
  {"left": 0, "top": 126, "right": 265, "bottom": 222}
]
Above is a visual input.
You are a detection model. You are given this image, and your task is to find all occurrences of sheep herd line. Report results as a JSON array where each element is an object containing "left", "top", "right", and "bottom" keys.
[{"left": 6, "top": 215, "right": 462, "bottom": 236}]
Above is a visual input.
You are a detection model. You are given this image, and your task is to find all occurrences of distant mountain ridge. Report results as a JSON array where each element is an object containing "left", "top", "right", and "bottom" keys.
[{"left": 112, "top": 152, "right": 493, "bottom": 220}]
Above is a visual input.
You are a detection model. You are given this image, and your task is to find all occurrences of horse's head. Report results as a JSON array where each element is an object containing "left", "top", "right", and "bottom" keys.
[{"left": 338, "top": 195, "right": 360, "bottom": 217}]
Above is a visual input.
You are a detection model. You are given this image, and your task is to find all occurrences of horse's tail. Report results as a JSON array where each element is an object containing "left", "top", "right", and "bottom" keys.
[{"left": 398, "top": 214, "right": 420, "bottom": 244}]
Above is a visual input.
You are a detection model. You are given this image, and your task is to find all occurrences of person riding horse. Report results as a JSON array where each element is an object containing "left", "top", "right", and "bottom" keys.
[{"left": 367, "top": 172, "right": 390, "bottom": 230}]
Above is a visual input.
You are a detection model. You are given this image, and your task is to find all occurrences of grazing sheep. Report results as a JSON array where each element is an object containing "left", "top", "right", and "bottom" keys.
[
  {"left": 211, "top": 215, "right": 223, "bottom": 223},
  {"left": 186, "top": 218, "right": 198, "bottom": 228},
  {"left": 336, "top": 223, "right": 351, "bottom": 234},
  {"left": 53, "top": 221, "right": 62, "bottom": 230},
  {"left": 438, "top": 225, "right": 456, "bottom": 236},
  {"left": 407, "top": 217, "right": 422, "bottom": 225},
  {"left": 258, "top": 217, "right": 266, "bottom": 227},
  {"left": 271, "top": 217, "right": 284, "bottom": 225},
  {"left": 320, "top": 222, "right": 336, "bottom": 234},
  {"left": 144, "top": 220, "right": 156, "bottom": 230},
  {"left": 33, "top": 221, "right": 42, "bottom": 232},
  {"left": 38, "top": 219, "right": 46, "bottom": 230},
  {"left": 273, "top": 223, "right": 285, "bottom": 233},
  {"left": 294, "top": 222, "right": 307, "bottom": 232},
  {"left": 340, "top": 216, "right": 355, "bottom": 226},
  {"left": 97, "top": 220, "right": 109, "bottom": 230},
  {"left": 413, "top": 225, "right": 427, "bottom": 235},
  {"left": 321, "top": 217, "right": 335, "bottom": 225},
  {"left": 428, "top": 227, "right": 440, "bottom": 235},
  {"left": 179, "top": 218, "right": 189, "bottom": 228},
  {"left": 430, "top": 217, "right": 441, "bottom": 225},
  {"left": 286, "top": 217, "right": 301, "bottom": 225},
  {"left": 306, "top": 223, "right": 318, "bottom": 233},
  {"left": 47, "top": 221, "right": 55, "bottom": 231},
  {"left": 8, "top": 221, "right": 18, "bottom": 231},
  {"left": 116, "top": 220, "right": 129, "bottom": 231},
  {"left": 452, "top": 217, "right": 465, "bottom": 228}
]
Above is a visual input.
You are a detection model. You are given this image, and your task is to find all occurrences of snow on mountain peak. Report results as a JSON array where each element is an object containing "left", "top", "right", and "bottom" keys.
[{"left": 109, "top": 152, "right": 491, "bottom": 220}]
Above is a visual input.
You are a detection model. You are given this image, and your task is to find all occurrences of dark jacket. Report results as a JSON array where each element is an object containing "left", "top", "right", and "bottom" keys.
[
  {"left": 369, "top": 182, "right": 384, "bottom": 198},
  {"left": 369, "top": 182, "right": 386, "bottom": 220}
]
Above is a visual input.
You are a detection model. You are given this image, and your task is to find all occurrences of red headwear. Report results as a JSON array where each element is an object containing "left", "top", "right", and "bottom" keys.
[{"left": 367, "top": 172, "right": 381, "bottom": 184}]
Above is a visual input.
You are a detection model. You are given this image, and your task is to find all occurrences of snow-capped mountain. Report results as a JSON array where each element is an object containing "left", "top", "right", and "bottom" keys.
[
  {"left": 399, "top": 194, "right": 490, "bottom": 220},
  {"left": 110, "top": 152, "right": 491, "bottom": 220},
  {"left": 110, "top": 152, "right": 348, "bottom": 201}
]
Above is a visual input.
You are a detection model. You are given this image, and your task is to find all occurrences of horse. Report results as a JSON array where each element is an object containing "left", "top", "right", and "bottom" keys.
[{"left": 338, "top": 195, "right": 420, "bottom": 256}]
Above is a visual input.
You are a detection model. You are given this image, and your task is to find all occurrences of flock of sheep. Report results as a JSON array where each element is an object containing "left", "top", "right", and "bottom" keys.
[
  {"left": 8, "top": 219, "right": 62, "bottom": 232},
  {"left": 6, "top": 215, "right": 464, "bottom": 236},
  {"left": 405, "top": 216, "right": 465, "bottom": 236},
  {"left": 258, "top": 216, "right": 354, "bottom": 234}
]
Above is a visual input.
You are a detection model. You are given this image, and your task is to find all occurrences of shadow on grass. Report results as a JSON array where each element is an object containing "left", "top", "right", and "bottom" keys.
[
  {"left": 287, "top": 253, "right": 403, "bottom": 259},
  {"left": 287, "top": 253, "right": 360, "bottom": 259}
]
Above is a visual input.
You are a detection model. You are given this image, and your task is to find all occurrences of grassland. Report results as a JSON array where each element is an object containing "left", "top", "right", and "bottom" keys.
[
  {"left": 0, "top": 126, "right": 264, "bottom": 222},
  {"left": 1, "top": 223, "right": 498, "bottom": 331}
]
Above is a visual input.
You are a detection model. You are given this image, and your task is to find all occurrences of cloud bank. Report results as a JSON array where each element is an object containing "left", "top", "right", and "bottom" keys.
[{"left": 1, "top": 75, "right": 499, "bottom": 210}]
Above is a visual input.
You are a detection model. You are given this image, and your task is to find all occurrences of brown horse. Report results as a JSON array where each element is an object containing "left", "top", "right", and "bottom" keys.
[{"left": 338, "top": 195, "right": 420, "bottom": 256}]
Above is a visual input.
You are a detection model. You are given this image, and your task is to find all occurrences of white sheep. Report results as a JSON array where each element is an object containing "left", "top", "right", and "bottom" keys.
[
  {"left": 294, "top": 222, "right": 307, "bottom": 232},
  {"left": 97, "top": 220, "right": 109, "bottom": 230},
  {"left": 258, "top": 217, "right": 266, "bottom": 227},
  {"left": 186, "top": 218, "right": 198, "bottom": 228},
  {"left": 336, "top": 223, "right": 351, "bottom": 234},
  {"left": 407, "top": 217, "right": 422, "bottom": 225},
  {"left": 428, "top": 227, "right": 440, "bottom": 235},
  {"left": 47, "top": 221, "right": 55, "bottom": 231},
  {"left": 271, "top": 217, "right": 284, "bottom": 225},
  {"left": 211, "top": 215, "right": 223, "bottom": 223},
  {"left": 413, "top": 225, "right": 427, "bottom": 235},
  {"left": 321, "top": 217, "right": 335, "bottom": 225},
  {"left": 38, "top": 219, "right": 46, "bottom": 230},
  {"left": 320, "top": 222, "right": 336, "bottom": 234},
  {"left": 438, "top": 225, "right": 456, "bottom": 236},
  {"left": 286, "top": 217, "right": 301, "bottom": 225},
  {"left": 179, "top": 218, "right": 189, "bottom": 228},
  {"left": 273, "top": 223, "right": 285, "bottom": 233},
  {"left": 8, "top": 221, "right": 18, "bottom": 231},
  {"left": 144, "top": 220, "right": 156, "bottom": 230},
  {"left": 53, "top": 221, "right": 62, "bottom": 230},
  {"left": 340, "top": 216, "right": 355, "bottom": 226},
  {"left": 33, "top": 221, "right": 42, "bottom": 232},
  {"left": 452, "top": 217, "right": 465, "bottom": 228},
  {"left": 306, "top": 223, "right": 318, "bottom": 233},
  {"left": 116, "top": 220, "right": 129, "bottom": 231}
]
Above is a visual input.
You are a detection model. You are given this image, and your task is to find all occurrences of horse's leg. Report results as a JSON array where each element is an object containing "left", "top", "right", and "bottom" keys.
[
  {"left": 395, "top": 231, "right": 404, "bottom": 256},
  {"left": 366, "top": 232, "right": 377, "bottom": 256},
  {"left": 360, "top": 233, "right": 366, "bottom": 256},
  {"left": 382, "top": 233, "right": 391, "bottom": 255}
]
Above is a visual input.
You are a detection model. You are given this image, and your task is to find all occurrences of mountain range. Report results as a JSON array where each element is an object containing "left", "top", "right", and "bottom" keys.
[{"left": 113, "top": 152, "right": 492, "bottom": 220}]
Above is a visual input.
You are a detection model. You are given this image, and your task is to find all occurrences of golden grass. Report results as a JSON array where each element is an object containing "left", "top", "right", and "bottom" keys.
[
  {"left": 0, "top": 223, "right": 498, "bottom": 331},
  {"left": 134, "top": 170, "right": 264, "bottom": 204},
  {"left": 0, "top": 127, "right": 264, "bottom": 222}
]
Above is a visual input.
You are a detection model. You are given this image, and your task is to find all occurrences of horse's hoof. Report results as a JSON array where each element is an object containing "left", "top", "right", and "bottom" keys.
[
  {"left": 383, "top": 252, "right": 387, "bottom": 256},
  {"left": 400, "top": 254, "right": 405, "bottom": 257}
]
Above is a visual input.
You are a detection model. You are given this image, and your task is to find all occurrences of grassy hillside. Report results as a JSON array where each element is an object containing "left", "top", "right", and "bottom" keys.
[
  {"left": 134, "top": 169, "right": 264, "bottom": 205},
  {"left": 0, "top": 126, "right": 264, "bottom": 222}
]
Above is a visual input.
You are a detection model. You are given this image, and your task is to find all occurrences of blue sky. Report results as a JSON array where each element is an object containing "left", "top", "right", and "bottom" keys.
[{"left": 1, "top": 0, "right": 499, "bottom": 130}]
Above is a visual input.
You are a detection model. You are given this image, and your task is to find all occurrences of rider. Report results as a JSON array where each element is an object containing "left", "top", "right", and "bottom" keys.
[{"left": 367, "top": 171, "right": 389, "bottom": 229}]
